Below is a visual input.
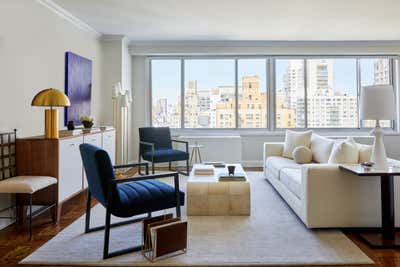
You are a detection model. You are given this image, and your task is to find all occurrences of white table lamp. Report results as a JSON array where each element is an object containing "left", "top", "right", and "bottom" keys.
[{"left": 360, "top": 85, "right": 396, "bottom": 169}]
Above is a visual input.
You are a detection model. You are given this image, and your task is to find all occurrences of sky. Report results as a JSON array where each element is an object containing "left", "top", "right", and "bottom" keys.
[{"left": 152, "top": 58, "right": 381, "bottom": 105}]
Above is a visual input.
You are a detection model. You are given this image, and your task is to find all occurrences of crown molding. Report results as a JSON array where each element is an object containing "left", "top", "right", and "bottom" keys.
[
  {"left": 36, "top": 0, "right": 101, "bottom": 38},
  {"left": 129, "top": 40, "right": 400, "bottom": 56},
  {"left": 129, "top": 40, "right": 400, "bottom": 48},
  {"left": 101, "top": 34, "right": 129, "bottom": 42}
]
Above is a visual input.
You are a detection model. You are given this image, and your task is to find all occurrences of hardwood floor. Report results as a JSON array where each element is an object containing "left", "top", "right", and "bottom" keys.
[{"left": 1, "top": 168, "right": 400, "bottom": 267}]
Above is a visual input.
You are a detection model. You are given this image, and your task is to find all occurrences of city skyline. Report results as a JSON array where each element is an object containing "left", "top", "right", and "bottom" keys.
[{"left": 152, "top": 58, "right": 390, "bottom": 128}]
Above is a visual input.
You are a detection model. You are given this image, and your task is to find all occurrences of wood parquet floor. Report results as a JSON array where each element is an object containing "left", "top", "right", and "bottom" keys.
[{"left": 0, "top": 168, "right": 399, "bottom": 267}]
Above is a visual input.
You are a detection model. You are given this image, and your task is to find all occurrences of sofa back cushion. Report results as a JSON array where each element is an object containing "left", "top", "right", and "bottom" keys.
[
  {"left": 282, "top": 130, "right": 312, "bottom": 159},
  {"left": 328, "top": 137, "right": 359, "bottom": 164},
  {"left": 357, "top": 143, "right": 372, "bottom": 163},
  {"left": 310, "top": 134, "right": 335, "bottom": 163}
]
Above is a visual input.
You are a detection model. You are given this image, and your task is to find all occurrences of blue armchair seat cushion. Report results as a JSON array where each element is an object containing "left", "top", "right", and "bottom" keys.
[
  {"left": 112, "top": 179, "right": 185, "bottom": 218},
  {"left": 142, "top": 149, "right": 189, "bottom": 163}
]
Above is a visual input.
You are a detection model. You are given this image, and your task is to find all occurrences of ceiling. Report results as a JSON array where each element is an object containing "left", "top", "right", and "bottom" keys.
[{"left": 53, "top": 0, "right": 400, "bottom": 41}]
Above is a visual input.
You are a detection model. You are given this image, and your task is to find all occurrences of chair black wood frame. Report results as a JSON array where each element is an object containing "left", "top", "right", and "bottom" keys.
[
  {"left": 84, "top": 162, "right": 182, "bottom": 259},
  {"left": 139, "top": 139, "right": 190, "bottom": 176}
]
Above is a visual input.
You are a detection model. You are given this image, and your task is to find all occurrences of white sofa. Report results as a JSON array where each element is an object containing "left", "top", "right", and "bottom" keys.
[{"left": 263, "top": 141, "right": 400, "bottom": 228}]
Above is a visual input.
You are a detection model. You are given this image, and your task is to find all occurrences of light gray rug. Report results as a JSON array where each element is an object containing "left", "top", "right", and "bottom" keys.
[{"left": 21, "top": 172, "right": 373, "bottom": 266}]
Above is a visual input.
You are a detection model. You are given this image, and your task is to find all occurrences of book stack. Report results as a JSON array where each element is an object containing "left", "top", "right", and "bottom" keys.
[
  {"left": 218, "top": 172, "right": 247, "bottom": 181},
  {"left": 193, "top": 164, "right": 215, "bottom": 175},
  {"left": 204, "top": 161, "right": 226, "bottom": 168}
]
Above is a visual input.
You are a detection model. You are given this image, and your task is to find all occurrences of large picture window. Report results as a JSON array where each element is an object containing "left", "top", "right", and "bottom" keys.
[{"left": 150, "top": 56, "right": 395, "bottom": 130}]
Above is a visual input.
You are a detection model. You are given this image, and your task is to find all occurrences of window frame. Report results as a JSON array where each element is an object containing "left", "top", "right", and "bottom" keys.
[{"left": 149, "top": 55, "right": 397, "bottom": 131}]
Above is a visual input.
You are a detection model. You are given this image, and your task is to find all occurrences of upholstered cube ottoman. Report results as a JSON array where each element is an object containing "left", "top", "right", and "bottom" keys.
[{"left": 187, "top": 164, "right": 250, "bottom": 216}]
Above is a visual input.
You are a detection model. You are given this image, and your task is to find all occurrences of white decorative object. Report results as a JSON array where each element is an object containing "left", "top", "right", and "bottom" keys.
[
  {"left": 111, "top": 83, "right": 133, "bottom": 164},
  {"left": 360, "top": 85, "right": 396, "bottom": 170}
]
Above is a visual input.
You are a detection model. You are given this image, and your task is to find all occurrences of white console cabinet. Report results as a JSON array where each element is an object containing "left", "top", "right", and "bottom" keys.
[{"left": 17, "top": 129, "right": 116, "bottom": 222}]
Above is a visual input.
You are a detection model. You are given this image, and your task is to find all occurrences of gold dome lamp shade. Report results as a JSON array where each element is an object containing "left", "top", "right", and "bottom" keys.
[{"left": 31, "top": 88, "right": 71, "bottom": 139}]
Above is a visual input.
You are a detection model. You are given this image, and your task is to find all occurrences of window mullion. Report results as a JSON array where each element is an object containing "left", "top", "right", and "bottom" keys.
[
  {"left": 235, "top": 59, "right": 239, "bottom": 129},
  {"left": 356, "top": 57, "right": 361, "bottom": 129},
  {"left": 180, "top": 58, "right": 185, "bottom": 129},
  {"left": 269, "top": 58, "right": 276, "bottom": 131},
  {"left": 304, "top": 59, "right": 308, "bottom": 129}
]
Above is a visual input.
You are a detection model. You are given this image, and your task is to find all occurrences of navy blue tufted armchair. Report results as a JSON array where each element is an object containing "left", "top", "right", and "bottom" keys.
[
  {"left": 139, "top": 127, "right": 189, "bottom": 175},
  {"left": 79, "top": 143, "right": 184, "bottom": 259}
]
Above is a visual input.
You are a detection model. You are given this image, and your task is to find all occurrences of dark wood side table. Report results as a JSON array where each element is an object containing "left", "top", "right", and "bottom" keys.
[{"left": 339, "top": 164, "right": 400, "bottom": 248}]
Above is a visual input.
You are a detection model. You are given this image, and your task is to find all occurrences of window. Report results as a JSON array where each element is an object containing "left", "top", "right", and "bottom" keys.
[
  {"left": 360, "top": 58, "right": 392, "bottom": 127},
  {"left": 150, "top": 56, "right": 396, "bottom": 130},
  {"left": 238, "top": 59, "right": 267, "bottom": 128},
  {"left": 184, "top": 59, "right": 235, "bottom": 128},
  {"left": 275, "top": 59, "right": 305, "bottom": 128},
  {"left": 306, "top": 59, "right": 358, "bottom": 128},
  {"left": 151, "top": 60, "right": 181, "bottom": 128}
]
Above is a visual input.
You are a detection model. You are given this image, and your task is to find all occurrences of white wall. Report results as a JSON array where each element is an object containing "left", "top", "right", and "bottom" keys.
[
  {"left": 101, "top": 36, "right": 134, "bottom": 163},
  {"left": 130, "top": 41, "right": 400, "bottom": 164},
  {"left": 0, "top": 0, "right": 103, "bottom": 137},
  {"left": 0, "top": 0, "right": 103, "bottom": 229}
]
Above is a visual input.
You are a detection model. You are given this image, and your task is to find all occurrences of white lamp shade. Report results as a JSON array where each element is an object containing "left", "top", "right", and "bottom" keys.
[{"left": 360, "top": 85, "right": 396, "bottom": 120}]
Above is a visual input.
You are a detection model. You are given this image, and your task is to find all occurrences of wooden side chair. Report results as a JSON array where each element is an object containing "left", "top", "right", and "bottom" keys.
[{"left": 0, "top": 130, "right": 57, "bottom": 239}]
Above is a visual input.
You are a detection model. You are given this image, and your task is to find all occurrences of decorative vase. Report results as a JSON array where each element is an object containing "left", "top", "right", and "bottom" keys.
[
  {"left": 67, "top": 121, "right": 75, "bottom": 131},
  {"left": 82, "top": 121, "right": 94, "bottom": 129}
]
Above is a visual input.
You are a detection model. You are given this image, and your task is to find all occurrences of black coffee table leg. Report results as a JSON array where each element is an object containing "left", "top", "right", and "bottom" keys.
[{"left": 359, "top": 175, "right": 400, "bottom": 248}]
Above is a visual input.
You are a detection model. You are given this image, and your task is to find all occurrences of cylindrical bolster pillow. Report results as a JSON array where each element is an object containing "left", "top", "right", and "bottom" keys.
[{"left": 292, "top": 146, "right": 313, "bottom": 164}]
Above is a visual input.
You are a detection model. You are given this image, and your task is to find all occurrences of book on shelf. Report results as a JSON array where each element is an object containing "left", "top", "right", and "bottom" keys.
[
  {"left": 193, "top": 164, "right": 215, "bottom": 175},
  {"left": 218, "top": 172, "right": 247, "bottom": 181}
]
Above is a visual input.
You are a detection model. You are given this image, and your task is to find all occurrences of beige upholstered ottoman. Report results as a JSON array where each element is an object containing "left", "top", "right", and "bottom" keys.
[{"left": 187, "top": 164, "right": 250, "bottom": 216}]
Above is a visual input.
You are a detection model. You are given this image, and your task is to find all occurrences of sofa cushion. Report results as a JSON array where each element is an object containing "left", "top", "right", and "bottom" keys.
[
  {"left": 280, "top": 168, "right": 302, "bottom": 199},
  {"left": 357, "top": 143, "right": 372, "bottom": 163},
  {"left": 292, "top": 146, "right": 312, "bottom": 164},
  {"left": 328, "top": 137, "right": 359, "bottom": 164},
  {"left": 283, "top": 130, "right": 312, "bottom": 159},
  {"left": 265, "top": 156, "right": 300, "bottom": 180},
  {"left": 311, "top": 134, "right": 335, "bottom": 163}
]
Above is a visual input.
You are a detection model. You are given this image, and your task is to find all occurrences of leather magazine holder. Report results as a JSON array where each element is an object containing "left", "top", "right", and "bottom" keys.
[{"left": 142, "top": 213, "right": 187, "bottom": 262}]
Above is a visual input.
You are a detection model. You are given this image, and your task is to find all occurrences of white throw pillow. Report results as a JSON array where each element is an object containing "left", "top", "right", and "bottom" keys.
[
  {"left": 292, "top": 146, "right": 313, "bottom": 164},
  {"left": 310, "top": 134, "right": 335, "bottom": 163},
  {"left": 282, "top": 130, "right": 313, "bottom": 159},
  {"left": 328, "top": 137, "right": 359, "bottom": 164},
  {"left": 357, "top": 143, "right": 372, "bottom": 163}
]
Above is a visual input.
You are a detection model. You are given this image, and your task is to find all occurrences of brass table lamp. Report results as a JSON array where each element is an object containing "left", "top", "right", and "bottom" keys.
[{"left": 31, "top": 88, "right": 71, "bottom": 139}]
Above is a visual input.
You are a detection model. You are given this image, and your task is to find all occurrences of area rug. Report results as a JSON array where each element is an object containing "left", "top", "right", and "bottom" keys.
[{"left": 21, "top": 172, "right": 373, "bottom": 266}]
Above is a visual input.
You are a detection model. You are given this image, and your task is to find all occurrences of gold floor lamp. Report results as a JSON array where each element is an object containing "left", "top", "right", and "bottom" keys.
[{"left": 31, "top": 88, "right": 71, "bottom": 139}]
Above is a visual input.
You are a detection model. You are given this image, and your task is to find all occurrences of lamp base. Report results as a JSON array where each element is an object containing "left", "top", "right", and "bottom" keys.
[
  {"left": 371, "top": 122, "right": 388, "bottom": 170},
  {"left": 45, "top": 109, "right": 59, "bottom": 139}
]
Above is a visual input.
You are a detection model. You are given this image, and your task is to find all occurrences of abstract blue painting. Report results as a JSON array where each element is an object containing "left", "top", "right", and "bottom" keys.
[{"left": 64, "top": 51, "right": 92, "bottom": 126}]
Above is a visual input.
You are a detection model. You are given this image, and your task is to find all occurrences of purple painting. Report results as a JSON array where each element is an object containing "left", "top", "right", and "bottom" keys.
[{"left": 64, "top": 51, "right": 92, "bottom": 126}]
